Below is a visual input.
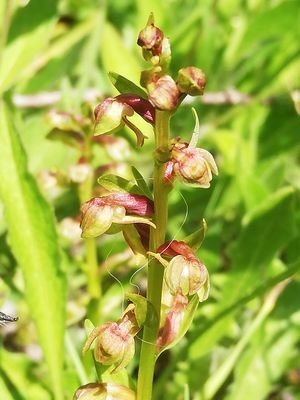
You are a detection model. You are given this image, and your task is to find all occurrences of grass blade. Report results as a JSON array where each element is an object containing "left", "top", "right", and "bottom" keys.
[{"left": 0, "top": 101, "right": 66, "bottom": 400}]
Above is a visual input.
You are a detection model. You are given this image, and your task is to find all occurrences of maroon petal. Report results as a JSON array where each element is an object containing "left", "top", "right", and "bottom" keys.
[
  {"left": 116, "top": 94, "right": 155, "bottom": 124},
  {"left": 157, "top": 240, "right": 196, "bottom": 261},
  {"left": 102, "top": 193, "right": 154, "bottom": 216}
]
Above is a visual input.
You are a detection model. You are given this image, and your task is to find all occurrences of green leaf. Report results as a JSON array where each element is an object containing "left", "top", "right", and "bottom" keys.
[
  {"left": 101, "top": 23, "right": 141, "bottom": 87},
  {"left": 109, "top": 72, "right": 148, "bottom": 98},
  {"left": 126, "top": 293, "right": 158, "bottom": 328},
  {"left": 0, "top": 102, "right": 65, "bottom": 400},
  {"left": 223, "top": 186, "right": 296, "bottom": 305},
  {"left": 122, "top": 225, "right": 147, "bottom": 256},
  {"left": 97, "top": 174, "right": 145, "bottom": 196},
  {"left": 0, "top": 348, "right": 51, "bottom": 400},
  {"left": 184, "top": 219, "right": 207, "bottom": 253},
  {"left": 158, "top": 295, "right": 199, "bottom": 356},
  {"left": 131, "top": 166, "right": 153, "bottom": 199},
  {"left": 189, "top": 188, "right": 296, "bottom": 360},
  {"left": 204, "top": 280, "right": 290, "bottom": 399},
  {"left": 0, "top": 0, "right": 58, "bottom": 93}
]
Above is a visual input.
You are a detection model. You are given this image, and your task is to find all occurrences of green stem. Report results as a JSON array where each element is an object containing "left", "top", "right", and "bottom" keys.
[
  {"left": 79, "top": 136, "right": 102, "bottom": 301},
  {"left": 137, "top": 110, "right": 171, "bottom": 400}
]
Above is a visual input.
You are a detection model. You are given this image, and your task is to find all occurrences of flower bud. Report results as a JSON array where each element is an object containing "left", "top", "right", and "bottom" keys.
[
  {"left": 147, "top": 75, "right": 181, "bottom": 110},
  {"left": 80, "top": 201, "right": 115, "bottom": 238},
  {"left": 177, "top": 67, "right": 206, "bottom": 96},
  {"left": 156, "top": 291, "right": 188, "bottom": 349},
  {"left": 165, "top": 255, "right": 209, "bottom": 297},
  {"left": 80, "top": 194, "right": 155, "bottom": 238},
  {"left": 73, "top": 382, "right": 135, "bottom": 400},
  {"left": 137, "top": 14, "right": 171, "bottom": 69},
  {"left": 137, "top": 19, "right": 163, "bottom": 54}
]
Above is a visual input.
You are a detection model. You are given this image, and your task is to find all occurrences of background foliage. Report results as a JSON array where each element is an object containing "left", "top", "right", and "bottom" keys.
[{"left": 0, "top": 0, "right": 299, "bottom": 399}]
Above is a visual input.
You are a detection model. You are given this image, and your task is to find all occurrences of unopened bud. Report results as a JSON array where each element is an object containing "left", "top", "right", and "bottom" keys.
[
  {"left": 177, "top": 67, "right": 206, "bottom": 96},
  {"left": 165, "top": 255, "right": 209, "bottom": 296},
  {"left": 80, "top": 201, "right": 115, "bottom": 238},
  {"left": 73, "top": 382, "right": 135, "bottom": 400},
  {"left": 137, "top": 14, "right": 171, "bottom": 69},
  {"left": 137, "top": 20, "right": 163, "bottom": 54},
  {"left": 156, "top": 291, "right": 188, "bottom": 349},
  {"left": 147, "top": 75, "right": 180, "bottom": 110}
]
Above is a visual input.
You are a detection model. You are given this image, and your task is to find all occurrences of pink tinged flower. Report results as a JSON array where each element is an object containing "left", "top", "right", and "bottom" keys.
[
  {"left": 167, "top": 140, "right": 218, "bottom": 187},
  {"left": 73, "top": 382, "right": 136, "bottom": 400},
  {"left": 83, "top": 308, "right": 139, "bottom": 372},
  {"left": 94, "top": 97, "right": 133, "bottom": 135},
  {"left": 80, "top": 193, "right": 155, "bottom": 238},
  {"left": 94, "top": 95, "right": 155, "bottom": 147},
  {"left": 177, "top": 67, "right": 206, "bottom": 96},
  {"left": 156, "top": 291, "right": 188, "bottom": 349},
  {"left": 83, "top": 322, "right": 135, "bottom": 372},
  {"left": 158, "top": 240, "right": 210, "bottom": 300}
]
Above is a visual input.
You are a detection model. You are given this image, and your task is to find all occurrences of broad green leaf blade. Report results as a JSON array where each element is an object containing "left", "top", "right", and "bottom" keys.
[
  {"left": 0, "top": 347, "right": 52, "bottom": 400},
  {"left": 131, "top": 166, "right": 153, "bottom": 199},
  {"left": 203, "top": 280, "right": 289, "bottom": 399},
  {"left": 223, "top": 186, "right": 296, "bottom": 306},
  {"left": 101, "top": 23, "right": 141, "bottom": 86},
  {"left": 109, "top": 72, "right": 148, "bottom": 98},
  {"left": 190, "top": 188, "right": 296, "bottom": 360},
  {"left": 98, "top": 174, "right": 145, "bottom": 196},
  {"left": 0, "top": 0, "right": 58, "bottom": 93},
  {"left": 0, "top": 102, "right": 65, "bottom": 400},
  {"left": 226, "top": 281, "right": 300, "bottom": 400}
]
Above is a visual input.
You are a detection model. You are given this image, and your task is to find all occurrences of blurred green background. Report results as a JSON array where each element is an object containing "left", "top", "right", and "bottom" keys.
[{"left": 0, "top": 0, "right": 299, "bottom": 399}]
